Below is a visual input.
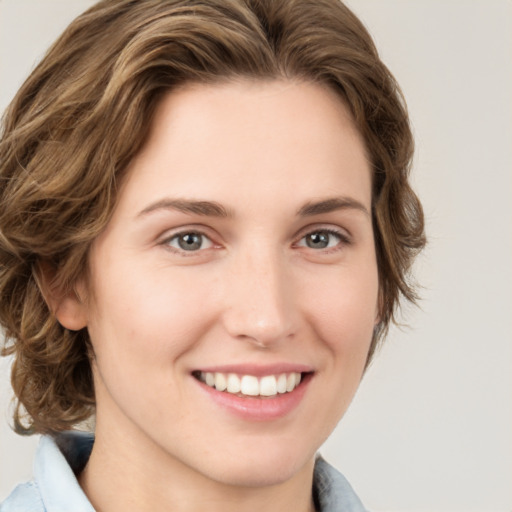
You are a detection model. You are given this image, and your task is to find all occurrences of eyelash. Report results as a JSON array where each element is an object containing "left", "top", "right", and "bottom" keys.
[
  {"left": 162, "top": 230, "right": 215, "bottom": 255},
  {"left": 294, "top": 228, "right": 351, "bottom": 252},
  {"left": 161, "top": 227, "right": 351, "bottom": 255}
]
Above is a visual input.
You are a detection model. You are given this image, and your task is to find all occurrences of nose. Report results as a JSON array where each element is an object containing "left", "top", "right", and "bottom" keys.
[{"left": 221, "top": 248, "right": 297, "bottom": 348}]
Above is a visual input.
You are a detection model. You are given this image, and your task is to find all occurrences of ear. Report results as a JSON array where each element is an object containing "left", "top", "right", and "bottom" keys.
[
  {"left": 53, "top": 290, "right": 88, "bottom": 331},
  {"left": 37, "top": 261, "right": 88, "bottom": 331},
  {"left": 374, "top": 289, "right": 383, "bottom": 326}
]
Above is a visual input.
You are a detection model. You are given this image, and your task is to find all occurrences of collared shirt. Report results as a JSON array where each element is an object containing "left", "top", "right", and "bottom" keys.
[{"left": 1, "top": 432, "right": 368, "bottom": 512}]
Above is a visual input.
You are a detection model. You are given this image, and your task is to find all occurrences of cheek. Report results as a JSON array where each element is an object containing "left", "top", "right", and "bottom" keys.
[
  {"left": 304, "top": 265, "right": 379, "bottom": 361},
  {"left": 86, "top": 262, "right": 218, "bottom": 381},
  {"left": 294, "top": 264, "right": 379, "bottom": 442},
  {"left": 85, "top": 269, "right": 217, "bottom": 427}
]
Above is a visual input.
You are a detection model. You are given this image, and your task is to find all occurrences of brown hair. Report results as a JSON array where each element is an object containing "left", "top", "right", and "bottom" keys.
[{"left": 0, "top": 0, "right": 425, "bottom": 434}]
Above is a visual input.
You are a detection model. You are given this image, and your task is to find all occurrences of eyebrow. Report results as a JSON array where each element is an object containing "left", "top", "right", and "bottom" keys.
[
  {"left": 137, "top": 196, "right": 369, "bottom": 219},
  {"left": 297, "top": 197, "right": 370, "bottom": 217},
  {"left": 137, "top": 198, "right": 231, "bottom": 218}
]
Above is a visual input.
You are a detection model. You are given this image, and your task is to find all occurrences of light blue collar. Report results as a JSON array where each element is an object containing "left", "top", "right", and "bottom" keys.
[{"left": 34, "top": 432, "right": 95, "bottom": 512}]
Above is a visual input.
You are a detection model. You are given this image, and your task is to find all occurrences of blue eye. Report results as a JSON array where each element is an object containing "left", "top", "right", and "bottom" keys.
[
  {"left": 298, "top": 230, "right": 343, "bottom": 250},
  {"left": 166, "top": 232, "right": 213, "bottom": 252}
]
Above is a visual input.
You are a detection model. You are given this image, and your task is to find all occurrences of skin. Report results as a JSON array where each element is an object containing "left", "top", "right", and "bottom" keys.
[{"left": 55, "top": 79, "right": 379, "bottom": 512}]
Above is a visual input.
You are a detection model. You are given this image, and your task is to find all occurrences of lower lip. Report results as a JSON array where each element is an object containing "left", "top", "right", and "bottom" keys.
[{"left": 194, "top": 374, "right": 312, "bottom": 421}]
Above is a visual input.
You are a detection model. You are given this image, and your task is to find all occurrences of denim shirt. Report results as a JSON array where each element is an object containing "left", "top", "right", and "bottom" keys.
[{"left": 1, "top": 432, "right": 368, "bottom": 512}]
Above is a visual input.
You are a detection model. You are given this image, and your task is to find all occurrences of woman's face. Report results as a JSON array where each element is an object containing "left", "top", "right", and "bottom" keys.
[{"left": 77, "top": 80, "right": 379, "bottom": 487}]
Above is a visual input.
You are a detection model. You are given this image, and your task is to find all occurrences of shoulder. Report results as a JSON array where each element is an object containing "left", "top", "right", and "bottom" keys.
[
  {"left": 0, "top": 481, "right": 45, "bottom": 512},
  {"left": 1, "top": 432, "right": 95, "bottom": 512},
  {"left": 313, "top": 456, "right": 369, "bottom": 512}
]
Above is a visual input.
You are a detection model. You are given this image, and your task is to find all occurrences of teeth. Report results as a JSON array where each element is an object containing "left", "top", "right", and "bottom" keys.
[
  {"left": 205, "top": 372, "right": 215, "bottom": 387},
  {"left": 214, "top": 373, "right": 227, "bottom": 391},
  {"left": 241, "top": 375, "right": 259, "bottom": 396},
  {"left": 259, "top": 375, "right": 277, "bottom": 396},
  {"left": 286, "top": 373, "right": 296, "bottom": 392},
  {"left": 277, "top": 373, "right": 287, "bottom": 393},
  {"left": 227, "top": 373, "right": 241, "bottom": 393},
  {"left": 199, "top": 371, "right": 303, "bottom": 397}
]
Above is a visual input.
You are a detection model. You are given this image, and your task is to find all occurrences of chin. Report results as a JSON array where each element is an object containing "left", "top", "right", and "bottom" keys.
[{"left": 199, "top": 446, "right": 315, "bottom": 488}]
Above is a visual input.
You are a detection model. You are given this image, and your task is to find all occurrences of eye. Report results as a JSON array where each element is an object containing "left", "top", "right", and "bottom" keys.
[
  {"left": 165, "top": 231, "right": 213, "bottom": 252},
  {"left": 297, "top": 229, "right": 345, "bottom": 250}
]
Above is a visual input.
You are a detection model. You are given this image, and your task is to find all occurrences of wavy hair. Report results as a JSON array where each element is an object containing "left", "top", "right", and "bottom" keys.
[{"left": 0, "top": 0, "right": 425, "bottom": 434}]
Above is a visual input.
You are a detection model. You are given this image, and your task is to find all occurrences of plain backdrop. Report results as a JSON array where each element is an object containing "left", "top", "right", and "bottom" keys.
[{"left": 1, "top": 1, "right": 511, "bottom": 511}]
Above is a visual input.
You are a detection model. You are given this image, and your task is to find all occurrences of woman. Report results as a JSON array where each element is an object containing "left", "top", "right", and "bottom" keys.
[{"left": 0, "top": 1, "right": 425, "bottom": 511}]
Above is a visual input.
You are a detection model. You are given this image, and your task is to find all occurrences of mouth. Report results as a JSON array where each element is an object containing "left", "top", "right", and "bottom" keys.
[
  {"left": 191, "top": 366, "right": 314, "bottom": 421},
  {"left": 192, "top": 370, "right": 308, "bottom": 398}
]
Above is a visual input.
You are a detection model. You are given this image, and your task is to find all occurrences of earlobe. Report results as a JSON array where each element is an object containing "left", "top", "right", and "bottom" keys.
[
  {"left": 36, "top": 261, "right": 88, "bottom": 331},
  {"left": 374, "top": 290, "right": 382, "bottom": 326},
  {"left": 53, "top": 292, "right": 88, "bottom": 331}
]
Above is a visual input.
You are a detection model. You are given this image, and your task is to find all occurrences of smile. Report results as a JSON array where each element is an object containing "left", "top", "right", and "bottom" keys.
[{"left": 195, "top": 371, "right": 302, "bottom": 397}]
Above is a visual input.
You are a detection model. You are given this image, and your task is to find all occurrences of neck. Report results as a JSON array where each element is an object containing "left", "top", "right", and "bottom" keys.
[{"left": 79, "top": 422, "right": 316, "bottom": 512}]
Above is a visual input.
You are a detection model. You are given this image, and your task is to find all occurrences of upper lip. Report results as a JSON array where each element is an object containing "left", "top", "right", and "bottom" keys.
[{"left": 192, "top": 363, "right": 314, "bottom": 377}]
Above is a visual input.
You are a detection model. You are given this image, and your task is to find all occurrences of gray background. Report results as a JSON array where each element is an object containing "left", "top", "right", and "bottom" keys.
[{"left": 1, "top": 1, "right": 511, "bottom": 510}]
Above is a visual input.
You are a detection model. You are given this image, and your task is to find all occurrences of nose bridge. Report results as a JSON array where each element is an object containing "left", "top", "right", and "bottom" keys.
[{"left": 222, "top": 242, "right": 296, "bottom": 346}]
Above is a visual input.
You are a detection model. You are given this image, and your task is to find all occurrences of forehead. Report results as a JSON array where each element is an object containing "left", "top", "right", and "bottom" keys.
[{"left": 117, "top": 79, "right": 372, "bottom": 216}]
